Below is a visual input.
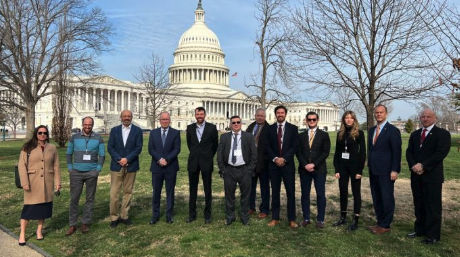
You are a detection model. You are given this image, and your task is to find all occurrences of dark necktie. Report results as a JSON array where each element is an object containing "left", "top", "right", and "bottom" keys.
[
  {"left": 231, "top": 133, "right": 238, "bottom": 164},
  {"left": 253, "top": 124, "right": 260, "bottom": 136},
  {"left": 420, "top": 128, "right": 428, "bottom": 145},
  {"left": 277, "top": 124, "right": 283, "bottom": 157},
  {"left": 162, "top": 129, "right": 166, "bottom": 146}
]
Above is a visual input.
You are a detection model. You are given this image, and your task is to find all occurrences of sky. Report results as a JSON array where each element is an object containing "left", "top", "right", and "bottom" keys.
[{"left": 94, "top": 0, "right": 418, "bottom": 121}]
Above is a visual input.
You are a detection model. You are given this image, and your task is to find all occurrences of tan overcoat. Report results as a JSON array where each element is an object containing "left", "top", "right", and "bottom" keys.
[{"left": 18, "top": 144, "right": 61, "bottom": 205}]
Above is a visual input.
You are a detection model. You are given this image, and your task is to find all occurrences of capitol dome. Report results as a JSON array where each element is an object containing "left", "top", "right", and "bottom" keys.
[{"left": 169, "top": 0, "right": 231, "bottom": 95}]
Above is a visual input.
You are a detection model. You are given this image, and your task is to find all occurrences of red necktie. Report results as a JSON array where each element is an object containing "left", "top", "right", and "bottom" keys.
[
  {"left": 420, "top": 128, "right": 428, "bottom": 145},
  {"left": 277, "top": 124, "right": 282, "bottom": 157},
  {"left": 373, "top": 125, "right": 380, "bottom": 145}
]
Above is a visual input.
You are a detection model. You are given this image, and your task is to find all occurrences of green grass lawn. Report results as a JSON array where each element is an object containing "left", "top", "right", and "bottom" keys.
[{"left": 0, "top": 132, "right": 459, "bottom": 257}]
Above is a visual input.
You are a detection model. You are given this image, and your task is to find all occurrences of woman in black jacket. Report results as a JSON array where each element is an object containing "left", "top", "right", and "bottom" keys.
[{"left": 332, "top": 111, "right": 366, "bottom": 230}]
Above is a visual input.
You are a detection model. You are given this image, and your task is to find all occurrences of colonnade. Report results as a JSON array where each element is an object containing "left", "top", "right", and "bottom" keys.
[
  {"left": 169, "top": 68, "right": 228, "bottom": 85},
  {"left": 202, "top": 100, "right": 261, "bottom": 120}
]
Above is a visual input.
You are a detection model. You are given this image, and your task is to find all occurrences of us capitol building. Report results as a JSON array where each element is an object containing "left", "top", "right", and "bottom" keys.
[{"left": 33, "top": 1, "right": 339, "bottom": 132}]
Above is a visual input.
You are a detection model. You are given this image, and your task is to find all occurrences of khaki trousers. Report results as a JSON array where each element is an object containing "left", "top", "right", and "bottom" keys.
[{"left": 110, "top": 167, "right": 137, "bottom": 221}]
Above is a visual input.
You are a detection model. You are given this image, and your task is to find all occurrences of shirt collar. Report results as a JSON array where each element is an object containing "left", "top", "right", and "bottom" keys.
[
  {"left": 423, "top": 124, "right": 435, "bottom": 132},
  {"left": 377, "top": 120, "right": 388, "bottom": 129},
  {"left": 122, "top": 124, "right": 132, "bottom": 129},
  {"left": 277, "top": 121, "right": 286, "bottom": 127}
]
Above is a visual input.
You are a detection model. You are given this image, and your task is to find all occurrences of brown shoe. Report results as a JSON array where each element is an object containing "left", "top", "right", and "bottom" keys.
[
  {"left": 316, "top": 221, "right": 325, "bottom": 229},
  {"left": 267, "top": 220, "right": 280, "bottom": 227},
  {"left": 289, "top": 221, "right": 299, "bottom": 228},
  {"left": 301, "top": 220, "right": 311, "bottom": 227},
  {"left": 248, "top": 209, "right": 256, "bottom": 215},
  {"left": 372, "top": 227, "right": 390, "bottom": 235},
  {"left": 81, "top": 224, "right": 90, "bottom": 234},
  {"left": 66, "top": 226, "right": 77, "bottom": 236},
  {"left": 258, "top": 213, "right": 268, "bottom": 219},
  {"left": 366, "top": 225, "right": 379, "bottom": 231}
]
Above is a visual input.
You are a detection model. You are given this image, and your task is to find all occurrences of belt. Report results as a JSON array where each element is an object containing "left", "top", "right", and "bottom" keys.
[{"left": 228, "top": 165, "right": 246, "bottom": 169}]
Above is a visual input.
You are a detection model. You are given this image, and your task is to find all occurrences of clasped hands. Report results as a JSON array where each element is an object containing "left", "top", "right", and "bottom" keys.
[
  {"left": 411, "top": 163, "right": 424, "bottom": 175},
  {"left": 158, "top": 158, "right": 168, "bottom": 167},
  {"left": 275, "top": 157, "right": 286, "bottom": 167},
  {"left": 118, "top": 158, "right": 129, "bottom": 167}
]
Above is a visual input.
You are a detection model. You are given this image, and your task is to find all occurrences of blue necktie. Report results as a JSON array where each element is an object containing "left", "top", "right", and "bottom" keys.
[{"left": 162, "top": 129, "right": 166, "bottom": 146}]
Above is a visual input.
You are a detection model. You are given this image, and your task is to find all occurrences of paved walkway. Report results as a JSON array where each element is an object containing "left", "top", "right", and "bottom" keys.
[{"left": 0, "top": 224, "right": 50, "bottom": 257}]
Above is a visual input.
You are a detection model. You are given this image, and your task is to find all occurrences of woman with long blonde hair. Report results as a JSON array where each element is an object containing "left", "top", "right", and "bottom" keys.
[{"left": 332, "top": 111, "right": 366, "bottom": 230}]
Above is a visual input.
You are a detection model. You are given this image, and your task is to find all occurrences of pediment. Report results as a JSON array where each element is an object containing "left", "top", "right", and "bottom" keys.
[
  {"left": 227, "top": 91, "right": 249, "bottom": 100},
  {"left": 89, "top": 75, "right": 130, "bottom": 87}
]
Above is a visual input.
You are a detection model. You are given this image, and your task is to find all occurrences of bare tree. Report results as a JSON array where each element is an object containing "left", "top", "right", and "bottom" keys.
[
  {"left": 4, "top": 105, "right": 24, "bottom": 138},
  {"left": 134, "top": 53, "right": 175, "bottom": 128},
  {"left": 288, "top": 0, "right": 460, "bottom": 128},
  {"left": 247, "top": 0, "right": 293, "bottom": 109},
  {"left": 420, "top": 96, "right": 459, "bottom": 132},
  {"left": 0, "top": 0, "right": 112, "bottom": 139}
]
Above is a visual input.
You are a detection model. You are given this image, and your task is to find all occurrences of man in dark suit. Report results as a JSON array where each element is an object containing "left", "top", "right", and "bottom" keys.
[
  {"left": 148, "top": 112, "right": 181, "bottom": 224},
  {"left": 217, "top": 115, "right": 257, "bottom": 225},
  {"left": 367, "top": 104, "right": 402, "bottom": 235},
  {"left": 406, "top": 109, "right": 451, "bottom": 244},
  {"left": 265, "top": 105, "right": 299, "bottom": 228},
  {"left": 246, "top": 108, "right": 270, "bottom": 219},
  {"left": 296, "top": 111, "right": 330, "bottom": 229},
  {"left": 186, "top": 107, "right": 218, "bottom": 224},
  {"left": 107, "top": 110, "right": 143, "bottom": 228}
]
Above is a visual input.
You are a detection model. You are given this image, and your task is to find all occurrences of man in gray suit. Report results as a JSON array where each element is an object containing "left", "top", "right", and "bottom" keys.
[{"left": 217, "top": 115, "right": 258, "bottom": 226}]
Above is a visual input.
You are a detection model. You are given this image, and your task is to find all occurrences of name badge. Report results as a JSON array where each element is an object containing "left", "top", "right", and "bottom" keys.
[
  {"left": 83, "top": 154, "right": 91, "bottom": 161},
  {"left": 341, "top": 152, "right": 350, "bottom": 160},
  {"left": 234, "top": 149, "right": 242, "bottom": 156}
]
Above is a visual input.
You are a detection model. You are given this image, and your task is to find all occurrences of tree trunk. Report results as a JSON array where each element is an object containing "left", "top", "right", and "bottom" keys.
[{"left": 25, "top": 103, "right": 36, "bottom": 140}]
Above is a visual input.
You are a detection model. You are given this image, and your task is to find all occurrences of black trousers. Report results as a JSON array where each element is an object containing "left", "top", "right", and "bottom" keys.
[
  {"left": 337, "top": 166, "right": 362, "bottom": 214},
  {"left": 188, "top": 165, "right": 212, "bottom": 220},
  {"left": 411, "top": 180, "right": 442, "bottom": 240},
  {"left": 249, "top": 170, "right": 270, "bottom": 214},
  {"left": 223, "top": 165, "right": 252, "bottom": 222},
  {"left": 270, "top": 168, "right": 296, "bottom": 222},
  {"left": 369, "top": 172, "right": 395, "bottom": 228}
]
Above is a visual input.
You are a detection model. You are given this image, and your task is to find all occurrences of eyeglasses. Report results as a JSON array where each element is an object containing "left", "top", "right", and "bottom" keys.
[
  {"left": 37, "top": 131, "right": 48, "bottom": 135},
  {"left": 232, "top": 121, "right": 241, "bottom": 124},
  {"left": 307, "top": 119, "right": 317, "bottom": 122}
]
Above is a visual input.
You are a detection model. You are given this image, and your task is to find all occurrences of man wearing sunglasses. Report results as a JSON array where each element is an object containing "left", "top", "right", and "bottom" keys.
[
  {"left": 217, "top": 116, "right": 257, "bottom": 226},
  {"left": 264, "top": 105, "right": 299, "bottom": 228},
  {"left": 296, "top": 112, "right": 331, "bottom": 229}
]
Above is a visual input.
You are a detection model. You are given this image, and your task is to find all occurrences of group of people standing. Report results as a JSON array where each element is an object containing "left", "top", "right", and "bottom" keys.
[{"left": 16, "top": 104, "right": 450, "bottom": 246}]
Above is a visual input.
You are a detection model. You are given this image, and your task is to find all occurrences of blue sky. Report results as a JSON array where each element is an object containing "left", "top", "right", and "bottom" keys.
[{"left": 94, "top": 0, "right": 417, "bottom": 121}]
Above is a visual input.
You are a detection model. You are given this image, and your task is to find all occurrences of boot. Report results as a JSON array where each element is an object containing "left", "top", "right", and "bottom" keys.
[
  {"left": 348, "top": 215, "right": 359, "bottom": 231},
  {"left": 332, "top": 211, "right": 347, "bottom": 227}
]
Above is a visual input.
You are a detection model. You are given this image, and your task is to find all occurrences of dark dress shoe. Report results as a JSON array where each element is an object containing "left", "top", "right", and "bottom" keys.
[
  {"left": 301, "top": 220, "right": 311, "bottom": 227},
  {"left": 110, "top": 220, "right": 119, "bottom": 228},
  {"left": 186, "top": 217, "right": 196, "bottom": 223},
  {"left": 258, "top": 213, "right": 268, "bottom": 219},
  {"left": 66, "top": 226, "right": 77, "bottom": 236},
  {"left": 166, "top": 218, "right": 174, "bottom": 224},
  {"left": 149, "top": 217, "right": 159, "bottom": 225},
  {"left": 407, "top": 232, "right": 421, "bottom": 238},
  {"left": 332, "top": 217, "right": 347, "bottom": 227},
  {"left": 421, "top": 238, "right": 439, "bottom": 244},
  {"left": 18, "top": 241, "right": 26, "bottom": 246},
  {"left": 119, "top": 219, "right": 132, "bottom": 225},
  {"left": 81, "top": 224, "right": 90, "bottom": 234},
  {"left": 204, "top": 218, "right": 212, "bottom": 224},
  {"left": 372, "top": 227, "right": 390, "bottom": 235},
  {"left": 248, "top": 209, "right": 255, "bottom": 215},
  {"left": 225, "top": 219, "right": 236, "bottom": 226},
  {"left": 241, "top": 220, "right": 249, "bottom": 226},
  {"left": 315, "top": 221, "right": 324, "bottom": 229}
]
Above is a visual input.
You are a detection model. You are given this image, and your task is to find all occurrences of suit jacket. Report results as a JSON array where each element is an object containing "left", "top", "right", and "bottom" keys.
[
  {"left": 246, "top": 121, "right": 269, "bottom": 173},
  {"left": 148, "top": 127, "right": 181, "bottom": 173},
  {"left": 18, "top": 144, "right": 61, "bottom": 205},
  {"left": 367, "top": 122, "right": 402, "bottom": 175},
  {"left": 296, "top": 128, "right": 331, "bottom": 175},
  {"left": 107, "top": 124, "right": 143, "bottom": 172},
  {"left": 217, "top": 131, "right": 258, "bottom": 173},
  {"left": 333, "top": 129, "right": 366, "bottom": 175},
  {"left": 264, "top": 121, "right": 299, "bottom": 171},
  {"left": 406, "top": 125, "right": 451, "bottom": 183},
  {"left": 186, "top": 122, "right": 218, "bottom": 173}
]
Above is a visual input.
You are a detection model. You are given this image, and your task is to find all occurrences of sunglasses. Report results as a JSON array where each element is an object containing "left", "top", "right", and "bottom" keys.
[
  {"left": 307, "top": 119, "right": 317, "bottom": 122},
  {"left": 232, "top": 121, "right": 241, "bottom": 124},
  {"left": 37, "top": 131, "right": 48, "bottom": 135}
]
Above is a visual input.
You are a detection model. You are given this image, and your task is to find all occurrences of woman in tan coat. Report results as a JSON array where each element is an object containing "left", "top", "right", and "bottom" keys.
[{"left": 18, "top": 125, "right": 61, "bottom": 246}]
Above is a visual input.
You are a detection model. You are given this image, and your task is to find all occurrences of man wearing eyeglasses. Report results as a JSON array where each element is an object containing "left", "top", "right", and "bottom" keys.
[
  {"left": 264, "top": 105, "right": 300, "bottom": 228},
  {"left": 296, "top": 111, "right": 331, "bottom": 229},
  {"left": 217, "top": 116, "right": 257, "bottom": 226},
  {"left": 66, "top": 117, "right": 105, "bottom": 235},
  {"left": 186, "top": 107, "right": 218, "bottom": 224}
]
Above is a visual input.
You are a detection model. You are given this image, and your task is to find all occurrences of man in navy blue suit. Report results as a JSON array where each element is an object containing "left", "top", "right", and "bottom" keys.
[
  {"left": 148, "top": 112, "right": 181, "bottom": 224},
  {"left": 367, "top": 104, "right": 402, "bottom": 235},
  {"left": 265, "top": 105, "right": 300, "bottom": 228},
  {"left": 107, "top": 110, "right": 143, "bottom": 228}
]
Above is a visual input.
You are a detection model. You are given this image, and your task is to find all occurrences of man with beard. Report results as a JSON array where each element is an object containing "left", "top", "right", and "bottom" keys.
[
  {"left": 107, "top": 110, "right": 143, "bottom": 228},
  {"left": 186, "top": 107, "right": 218, "bottom": 224},
  {"left": 66, "top": 117, "right": 105, "bottom": 235},
  {"left": 246, "top": 108, "right": 270, "bottom": 219},
  {"left": 264, "top": 105, "right": 299, "bottom": 228}
]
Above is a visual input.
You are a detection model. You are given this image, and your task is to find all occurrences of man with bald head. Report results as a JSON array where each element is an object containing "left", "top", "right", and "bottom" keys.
[
  {"left": 406, "top": 109, "right": 451, "bottom": 244},
  {"left": 107, "top": 110, "right": 143, "bottom": 228}
]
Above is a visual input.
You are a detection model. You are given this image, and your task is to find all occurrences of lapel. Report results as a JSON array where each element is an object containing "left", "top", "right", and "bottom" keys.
[
  {"left": 191, "top": 123, "right": 200, "bottom": 144},
  {"left": 420, "top": 126, "right": 436, "bottom": 149},
  {"left": 117, "top": 125, "right": 125, "bottom": 148}
]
